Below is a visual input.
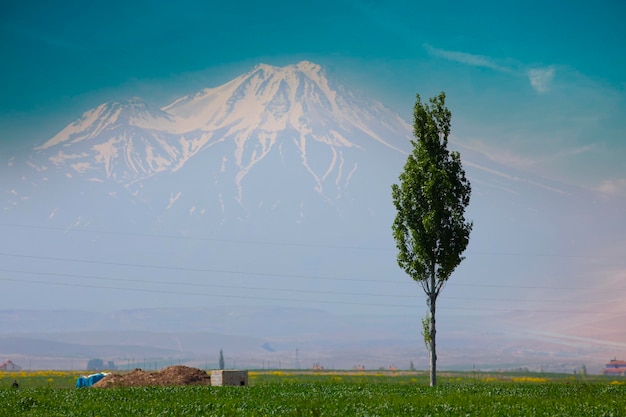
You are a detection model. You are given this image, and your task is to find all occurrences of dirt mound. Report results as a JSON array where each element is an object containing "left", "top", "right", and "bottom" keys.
[{"left": 92, "top": 366, "right": 210, "bottom": 388}]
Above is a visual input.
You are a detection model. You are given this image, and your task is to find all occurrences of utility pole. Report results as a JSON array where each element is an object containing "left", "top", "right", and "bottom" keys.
[{"left": 295, "top": 348, "right": 300, "bottom": 369}]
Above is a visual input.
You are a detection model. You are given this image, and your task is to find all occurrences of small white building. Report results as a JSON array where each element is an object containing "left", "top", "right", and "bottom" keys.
[{"left": 210, "top": 370, "right": 248, "bottom": 386}]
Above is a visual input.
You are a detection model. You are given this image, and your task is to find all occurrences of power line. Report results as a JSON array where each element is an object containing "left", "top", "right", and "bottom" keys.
[
  {"left": 0, "top": 252, "right": 388, "bottom": 283},
  {"left": 0, "top": 251, "right": 624, "bottom": 292},
  {"left": 1, "top": 267, "right": 622, "bottom": 305},
  {"left": 448, "top": 282, "right": 623, "bottom": 291},
  {"left": 0, "top": 222, "right": 385, "bottom": 251},
  {"left": 0, "top": 222, "right": 621, "bottom": 259},
  {"left": 466, "top": 250, "right": 616, "bottom": 260},
  {"left": 0, "top": 268, "right": 414, "bottom": 299},
  {"left": 0, "top": 276, "right": 616, "bottom": 315},
  {"left": 0, "top": 276, "right": 414, "bottom": 309}
]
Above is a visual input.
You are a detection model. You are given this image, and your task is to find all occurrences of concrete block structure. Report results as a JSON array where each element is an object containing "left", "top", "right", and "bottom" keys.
[{"left": 210, "top": 370, "right": 248, "bottom": 386}]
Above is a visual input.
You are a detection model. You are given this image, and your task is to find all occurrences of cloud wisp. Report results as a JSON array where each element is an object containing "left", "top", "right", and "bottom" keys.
[
  {"left": 426, "top": 45, "right": 555, "bottom": 93},
  {"left": 597, "top": 178, "right": 626, "bottom": 197},
  {"left": 425, "top": 45, "right": 512, "bottom": 74},
  {"left": 528, "top": 67, "right": 555, "bottom": 93}
]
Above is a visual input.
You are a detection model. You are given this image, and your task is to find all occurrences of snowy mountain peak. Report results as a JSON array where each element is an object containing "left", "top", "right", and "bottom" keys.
[
  {"left": 162, "top": 61, "right": 410, "bottom": 152},
  {"left": 295, "top": 60, "right": 322, "bottom": 74},
  {"left": 37, "top": 97, "right": 178, "bottom": 150},
  {"left": 251, "top": 61, "right": 323, "bottom": 78},
  {"left": 22, "top": 61, "right": 412, "bottom": 215}
]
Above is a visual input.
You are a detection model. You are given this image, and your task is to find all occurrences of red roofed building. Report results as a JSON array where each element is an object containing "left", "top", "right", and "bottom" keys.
[{"left": 603, "top": 358, "right": 626, "bottom": 376}]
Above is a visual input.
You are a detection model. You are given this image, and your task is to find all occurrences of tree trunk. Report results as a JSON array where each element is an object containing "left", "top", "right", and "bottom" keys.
[
  {"left": 429, "top": 293, "right": 437, "bottom": 387},
  {"left": 429, "top": 268, "right": 437, "bottom": 387}
]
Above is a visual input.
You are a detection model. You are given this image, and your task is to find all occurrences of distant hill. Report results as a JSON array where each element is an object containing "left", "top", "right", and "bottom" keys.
[{"left": 0, "top": 307, "right": 616, "bottom": 373}]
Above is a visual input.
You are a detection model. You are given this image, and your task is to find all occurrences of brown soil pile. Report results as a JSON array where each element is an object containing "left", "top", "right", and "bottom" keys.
[{"left": 92, "top": 365, "right": 210, "bottom": 388}]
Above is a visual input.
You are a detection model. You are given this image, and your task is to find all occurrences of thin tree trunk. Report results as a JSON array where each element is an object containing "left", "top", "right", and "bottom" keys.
[
  {"left": 429, "top": 294, "right": 437, "bottom": 386},
  {"left": 429, "top": 268, "right": 437, "bottom": 387}
]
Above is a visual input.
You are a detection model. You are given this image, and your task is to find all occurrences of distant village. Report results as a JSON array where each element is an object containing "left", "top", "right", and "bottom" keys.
[
  {"left": 2, "top": 357, "right": 626, "bottom": 376},
  {"left": 603, "top": 358, "right": 626, "bottom": 376}
]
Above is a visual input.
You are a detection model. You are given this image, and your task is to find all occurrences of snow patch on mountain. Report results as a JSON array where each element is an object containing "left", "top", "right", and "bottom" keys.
[
  {"left": 167, "top": 192, "right": 182, "bottom": 209},
  {"left": 37, "top": 98, "right": 180, "bottom": 150}
]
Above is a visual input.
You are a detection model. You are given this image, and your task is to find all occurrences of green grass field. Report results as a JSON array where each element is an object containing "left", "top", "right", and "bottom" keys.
[{"left": 1, "top": 370, "right": 625, "bottom": 416}]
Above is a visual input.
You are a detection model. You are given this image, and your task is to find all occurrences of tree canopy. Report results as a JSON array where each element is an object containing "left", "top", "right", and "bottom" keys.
[{"left": 391, "top": 92, "right": 472, "bottom": 386}]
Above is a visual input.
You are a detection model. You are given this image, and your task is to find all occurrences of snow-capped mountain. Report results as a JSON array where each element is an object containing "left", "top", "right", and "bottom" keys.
[
  {"left": 34, "top": 98, "right": 186, "bottom": 182},
  {"left": 3, "top": 61, "right": 624, "bottom": 366},
  {"left": 4, "top": 61, "right": 411, "bottom": 238}
]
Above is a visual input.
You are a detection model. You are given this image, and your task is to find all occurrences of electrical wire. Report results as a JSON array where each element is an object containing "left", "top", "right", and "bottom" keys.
[{"left": 0, "top": 251, "right": 623, "bottom": 292}]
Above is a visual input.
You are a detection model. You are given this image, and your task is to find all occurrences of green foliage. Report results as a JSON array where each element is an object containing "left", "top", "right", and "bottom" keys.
[
  {"left": 421, "top": 314, "right": 432, "bottom": 349},
  {"left": 86, "top": 358, "right": 104, "bottom": 371},
  {"left": 391, "top": 92, "right": 472, "bottom": 290},
  {"left": 1, "top": 371, "right": 625, "bottom": 416},
  {"left": 391, "top": 92, "right": 472, "bottom": 386},
  {"left": 219, "top": 349, "right": 225, "bottom": 370}
]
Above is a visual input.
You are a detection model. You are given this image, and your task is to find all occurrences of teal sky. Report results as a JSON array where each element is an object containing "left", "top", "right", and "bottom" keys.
[
  {"left": 1, "top": 1, "right": 625, "bottom": 353},
  {"left": 1, "top": 0, "right": 625, "bottom": 193}
]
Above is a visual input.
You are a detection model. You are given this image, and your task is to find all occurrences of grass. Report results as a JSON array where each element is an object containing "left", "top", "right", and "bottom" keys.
[{"left": 1, "top": 370, "right": 625, "bottom": 416}]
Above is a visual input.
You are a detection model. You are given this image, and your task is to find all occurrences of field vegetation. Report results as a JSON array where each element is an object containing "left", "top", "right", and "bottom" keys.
[{"left": 1, "top": 369, "right": 624, "bottom": 416}]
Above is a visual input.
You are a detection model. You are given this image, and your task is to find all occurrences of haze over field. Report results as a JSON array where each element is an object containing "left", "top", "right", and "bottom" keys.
[{"left": 1, "top": 1, "right": 625, "bottom": 372}]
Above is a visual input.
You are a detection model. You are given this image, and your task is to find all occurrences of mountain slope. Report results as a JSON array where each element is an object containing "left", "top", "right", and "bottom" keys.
[{"left": 5, "top": 61, "right": 412, "bottom": 237}]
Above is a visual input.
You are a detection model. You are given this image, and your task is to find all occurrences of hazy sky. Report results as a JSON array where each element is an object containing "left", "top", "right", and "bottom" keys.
[
  {"left": 1, "top": 0, "right": 625, "bottom": 194},
  {"left": 1, "top": 0, "right": 625, "bottom": 338}
]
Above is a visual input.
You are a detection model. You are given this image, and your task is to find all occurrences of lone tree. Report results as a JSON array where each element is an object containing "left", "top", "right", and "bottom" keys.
[
  {"left": 219, "top": 349, "right": 225, "bottom": 370},
  {"left": 391, "top": 92, "right": 472, "bottom": 387}
]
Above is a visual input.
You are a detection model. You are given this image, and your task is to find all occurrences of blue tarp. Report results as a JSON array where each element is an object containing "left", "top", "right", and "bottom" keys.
[{"left": 75, "top": 372, "right": 109, "bottom": 388}]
